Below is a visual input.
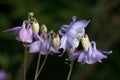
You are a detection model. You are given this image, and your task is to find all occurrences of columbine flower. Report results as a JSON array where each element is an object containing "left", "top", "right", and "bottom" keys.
[
  {"left": 69, "top": 41, "right": 112, "bottom": 64},
  {"left": 29, "top": 25, "right": 59, "bottom": 55},
  {"left": 59, "top": 16, "right": 90, "bottom": 54},
  {"left": 29, "top": 39, "right": 58, "bottom": 55},
  {"left": 0, "top": 70, "right": 7, "bottom": 80},
  {"left": 4, "top": 20, "right": 34, "bottom": 43}
]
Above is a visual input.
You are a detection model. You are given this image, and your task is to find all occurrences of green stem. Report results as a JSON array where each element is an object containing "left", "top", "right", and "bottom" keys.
[
  {"left": 34, "top": 39, "right": 43, "bottom": 80},
  {"left": 35, "top": 54, "right": 48, "bottom": 79},
  {"left": 34, "top": 53, "right": 41, "bottom": 80},
  {"left": 67, "top": 61, "right": 74, "bottom": 80},
  {"left": 35, "top": 38, "right": 52, "bottom": 80},
  {"left": 24, "top": 43, "right": 28, "bottom": 80}
]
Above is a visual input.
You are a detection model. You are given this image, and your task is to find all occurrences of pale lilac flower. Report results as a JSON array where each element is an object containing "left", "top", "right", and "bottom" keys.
[
  {"left": 0, "top": 70, "right": 7, "bottom": 80},
  {"left": 29, "top": 33, "right": 59, "bottom": 55},
  {"left": 4, "top": 20, "right": 34, "bottom": 43},
  {"left": 69, "top": 41, "right": 112, "bottom": 64},
  {"left": 59, "top": 16, "right": 89, "bottom": 54}
]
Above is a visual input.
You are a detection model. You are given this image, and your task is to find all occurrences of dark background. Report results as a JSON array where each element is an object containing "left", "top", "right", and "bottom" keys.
[{"left": 0, "top": 0, "right": 120, "bottom": 80}]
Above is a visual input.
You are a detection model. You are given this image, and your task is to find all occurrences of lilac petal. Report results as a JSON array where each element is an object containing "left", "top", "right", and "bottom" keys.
[
  {"left": 85, "top": 57, "right": 96, "bottom": 64},
  {"left": 61, "top": 25, "right": 69, "bottom": 29},
  {"left": 99, "top": 50, "right": 112, "bottom": 55},
  {"left": 86, "top": 52, "right": 105, "bottom": 64},
  {"left": 19, "top": 27, "right": 28, "bottom": 42},
  {"left": 40, "top": 39, "right": 51, "bottom": 55},
  {"left": 3, "top": 27, "right": 21, "bottom": 35},
  {"left": 26, "top": 27, "right": 33, "bottom": 43},
  {"left": 84, "top": 42, "right": 100, "bottom": 64},
  {"left": 67, "top": 30, "right": 77, "bottom": 39},
  {"left": 18, "top": 21, "right": 33, "bottom": 43},
  {"left": 50, "top": 46, "right": 59, "bottom": 53},
  {"left": 69, "top": 51, "right": 81, "bottom": 61},
  {"left": 67, "top": 30, "right": 79, "bottom": 48},
  {"left": 84, "top": 41, "right": 111, "bottom": 64},
  {"left": 61, "top": 25, "right": 69, "bottom": 31},
  {"left": 32, "top": 31, "right": 40, "bottom": 40},
  {"left": 84, "top": 52, "right": 97, "bottom": 64},
  {"left": 16, "top": 35, "right": 21, "bottom": 41},
  {"left": 59, "top": 25, "right": 69, "bottom": 36},
  {"left": 91, "top": 41, "right": 108, "bottom": 59},
  {"left": 94, "top": 51, "right": 107, "bottom": 59},
  {"left": 29, "top": 41, "right": 40, "bottom": 53},
  {"left": 40, "top": 39, "right": 50, "bottom": 55},
  {"left": 68, "top": 37, "right": 79, "bottom": 48},
  {"left": 59, "top": 30, "right": 65, "bottom": 36},
  {"left": 72, "top": 16, "right": 77, "bottom": 22},
  {"left": 19, "top": 27, "right": 32, "bottom": 43},
  {"left": 33, "top": 31, "right": 45, "bottom": 45},
  {"left": 71, "top": 20, "right": 90, "bottom": 31},
  {"left": 40, "top": 47, "right": 47, "bottom": 55},
  {"left": 78, "top": 51, "right": 87, "bottom": 62},
  {"left": 77, "top": 28, "right": 85, "bottom": 36}
]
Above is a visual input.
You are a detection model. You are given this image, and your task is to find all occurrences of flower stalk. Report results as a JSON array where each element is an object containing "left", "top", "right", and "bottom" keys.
[
  {"left": 34, "top": 35, "right": 52, "bottom": 80},
  {"left": 24, "top": 43, "right": 28, "bottom": 80},
  {"left": 67, "top": 61, "right": 74, "bottom": 80},
  {"left": 34, "top": 53, "right": 41, "bottom": 80},
  {"left": 34, "top": 41, "right": 43, "bottom": 80},
  {"left": 35, "top": 54, "right": 49, "bottom": 80}
]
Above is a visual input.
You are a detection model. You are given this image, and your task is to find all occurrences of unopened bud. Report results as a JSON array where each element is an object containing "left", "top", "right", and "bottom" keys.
[
  {"left": 81, "top": 34, "right": 90, "bottom": 51},
  {"left": 41, "top": 24, "right": 47, "bottom": 33},
  {"left": 28, "top": 12, "right": 34, "bottom": 17},
  {"left": 52, "top": 34, "right": 60, "bottom": 50},
  {"left": 32, "top": 21, "right": 40, "bottom": 34}
]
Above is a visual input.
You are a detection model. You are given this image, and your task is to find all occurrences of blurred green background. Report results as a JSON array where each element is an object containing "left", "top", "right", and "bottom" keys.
[{"left": 0, "top": 0, "right": 120, "bottom": 80}]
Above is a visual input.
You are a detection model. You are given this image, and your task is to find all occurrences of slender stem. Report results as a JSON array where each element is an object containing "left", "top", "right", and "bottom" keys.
[
  {"left": 35, "top": 37, "right": 52, "bottom": 80},
  {"left": 34, "top": 53, "right": 41, "bottom": 80},
  {"left": 35, "top": 54, "right": 48, "bottom": 79},
  {"left": 34, "top": 39, "right": 43, "bottom": 80},
  {"left": 67, "top": 61, "right": 74, "bottom": 80},
  {"left": 24, "top": 43, "right": 28, "bottom": 80}
]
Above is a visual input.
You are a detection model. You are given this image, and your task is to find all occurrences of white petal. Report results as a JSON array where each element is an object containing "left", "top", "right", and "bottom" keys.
[{"left": 59, "top": 34, "right": 67, "bottom": 53}]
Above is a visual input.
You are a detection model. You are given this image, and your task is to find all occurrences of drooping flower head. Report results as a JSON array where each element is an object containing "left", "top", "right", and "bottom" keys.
[
  {"left": 69, "top": 35, "right": 112, "bottom": 64},
  {"left": 29, "top": 25, "right": 59, "bottom": 55},
  {"left": 4, "top": 20, "right": 33, "bottom": 43},
  {"left": 4, "top": 12, "right": 40, "bottom": 43},
  {"left": 59, "top": 16, "right": 90, "bottom": 54}
]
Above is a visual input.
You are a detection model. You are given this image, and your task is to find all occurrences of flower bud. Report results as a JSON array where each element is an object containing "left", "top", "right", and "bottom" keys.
[
  {"left": 28, "top": 12, "right": 34, "bottom": 17},
  {"left": 41, "top": 24, "right": 47, "bottom": 33},
  {"left": 32, "top": 21, "right": 40, "bottom": 34},
  {"left": 52, "top": 34, "right": 60, "bottom": 50},
  {"left": 81, "top": 34, "right": 90, "bottom": 51}
]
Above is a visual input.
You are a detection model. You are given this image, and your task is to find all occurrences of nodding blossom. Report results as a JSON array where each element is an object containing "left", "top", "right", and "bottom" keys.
[
  {"left": 29, "top": 36, "right": 59, "bottom": 55},
  {"left": 29, "top": 25, "right": 59, "bottom": 55},
  {"left": 4, "top": 20, "right": 35, "bottom": 43},
  {"left": 69, "top": 35, "right": 112, "bottom": 64},
  {"left": 59, "top": 16, "right": 90, "bottom": 54}
]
